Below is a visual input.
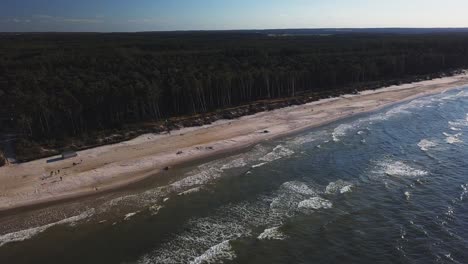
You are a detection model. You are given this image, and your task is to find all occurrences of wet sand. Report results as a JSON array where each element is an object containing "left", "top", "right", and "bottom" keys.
[{"left": 1, "top": 73, "right": 468, "bottom": 211}]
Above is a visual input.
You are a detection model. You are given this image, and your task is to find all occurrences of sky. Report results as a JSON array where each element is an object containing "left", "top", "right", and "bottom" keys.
[{"left": 2, "top": 0, "right": 468, "bottom": 32}]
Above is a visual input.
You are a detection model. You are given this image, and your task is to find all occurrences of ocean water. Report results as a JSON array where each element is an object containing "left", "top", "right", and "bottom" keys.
[{"left": 1, "top": 87, "right": 468, "bottom": 264}]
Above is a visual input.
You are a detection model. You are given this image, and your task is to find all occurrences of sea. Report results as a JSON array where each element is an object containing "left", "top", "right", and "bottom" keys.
[{"left": 0, "top": 86, "right": 467, "bottom": 264}]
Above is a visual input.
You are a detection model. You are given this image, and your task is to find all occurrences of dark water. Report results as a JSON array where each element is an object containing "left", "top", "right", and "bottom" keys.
[{"left": 1, "top": 87, "right": 467, "bottom": 264}]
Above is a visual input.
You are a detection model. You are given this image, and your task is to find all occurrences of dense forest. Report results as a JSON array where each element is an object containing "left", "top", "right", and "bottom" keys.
[{"left": 1, "top": 31, "right": 468, "bottom": 160}]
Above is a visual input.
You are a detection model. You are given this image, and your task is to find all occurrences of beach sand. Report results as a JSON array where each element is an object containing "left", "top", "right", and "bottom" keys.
[{"left": 1, "top": 73, "right": 468, "bottom": 211}]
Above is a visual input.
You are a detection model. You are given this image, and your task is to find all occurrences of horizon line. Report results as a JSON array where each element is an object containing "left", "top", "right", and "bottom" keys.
[{"left": 3, "top": 27, "right": 468, "bottom": 34}]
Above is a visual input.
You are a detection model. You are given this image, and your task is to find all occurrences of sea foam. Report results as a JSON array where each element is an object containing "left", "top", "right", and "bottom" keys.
[
  {"left": 124, "top": 211, "right": 139, "bottom": 221},
  {"left": 418, "top": 139, "right": 438, "bottom": 151},
  {"left": 190, "top": 240, "right": 236, "bottom": 264},
  {"left": 220, "top": 158, "right": 247, "bottom": 170},
  {"left": 281, "top": 181, "right": 317, "bottom": 196},
  {"left": 298, "top": 197, "right": 333, "bottom": 210},
  {"left": 257, "top": 226, "right": 286, "bottom": 240},
  {"left": 0, "top": 209, "right": 94, "bottom": 247},
  {"left": 325, "top": 180, "right": 354, "bottom": 194},
  {"left": 330, "top": 97, "right": 431, "bottom": 142},
  {"left": 443, "top": 132, "right": 463, "bottom": 144},
  {"left": 259, "top": 145, "right": 294, "bottom": 162},
  {"left": 374, "top": 160, "right": 429, "bottom": 177}
]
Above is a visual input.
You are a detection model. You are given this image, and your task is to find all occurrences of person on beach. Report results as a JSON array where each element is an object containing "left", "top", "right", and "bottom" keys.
[{"left": 165, "top": 119, "right": 171, "bottom": 134}]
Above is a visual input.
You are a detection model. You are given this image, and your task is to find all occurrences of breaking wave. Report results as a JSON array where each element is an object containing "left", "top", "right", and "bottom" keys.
[
  {"left": 257, "top": 226, "right": 286, "bottom": 240},
  {"left": 290, "top": 130, "right": 328, "bottom": 145},
  {"left": 270, "top": 181, "right": 319, "bottom": 212},
  {"left": 190, "top": 240, "right": 236, "bottom": 264},
  {"left": 418, "top": 139, "right": 438, "bottom": 151},
  {"left": 332, "top": 124, "right": 354, "bottom": 142},
  {"left": 373, "top": 160, "right": 429, "bottom": 177},
  {"left": 325, "top": 180, "right": 354, "bottom": 194},
  {"left": 259, "top": 145, "right": 294, "bottom": 162},
  {"left": 448, "top": 118, "right": 467, "bottom": 130},
  {"left": 443, "top": 132, "right": 463, "bottom": 144},
  {"left": 252, "top": 162, "right": 267, "bottom": 168},
  {"left": 405, "top": 191, "right": 411, "bottom": 201},
  {"left": 138, "top": 180, "right": 319, "bottom": 263},
  {"left": 0, "top": 209, "right": 94, "bottom": 248},
  {"left": 220, "top": 158, "right": 247, "bottom": 170},
  {"left": 124, "top": 211, "right": 139, "bottom": 221},
  {"left": 460, "top": 184, "right": 468, "bottom": 201},
  {"left": 298, "top": 197, "right": 333, "bottom": 210},
  {"left": 281, "top": 181, "right": 317, "bottom": 196},
  {"left": 331, "top": 97, "right": 435, "bottom": 142}
]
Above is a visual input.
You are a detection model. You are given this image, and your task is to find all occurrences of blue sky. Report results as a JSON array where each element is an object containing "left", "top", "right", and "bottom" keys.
[{"left": 1, "top": 0, "right": 468, "bottom": 32}]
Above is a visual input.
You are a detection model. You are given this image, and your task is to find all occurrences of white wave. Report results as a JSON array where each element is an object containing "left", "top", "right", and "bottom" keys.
[
  {"left": 440, "top": 90, "right": 466, "bottom": 101},
  {"left": 99, "top": 144, "right": 274, "bottom": 218},
  {"left": 0, "top": 209, "right": 94, "bottom": 247},
  {"left": 270, "top": 181, "right": 318, "bottom": 212},
  {"left": 281, "top": 181, "right": 317, "bottom": 196},
  {"left": 259, "top": 145, "right": 294, "bottom": 162},
  {"left": 149, "top": 205, "right": 164, "bottom": 215},
  {"left": 375, "top": 160, "right": 429, "bottom": 177},
  {"left": 449, "top": 119, "right": 468, "bottom": 128},
  {"left": 290, "top": 131, "right": 328, "bottom": 145},
  {"left": 446, "top": 136, "right": 463, "bottom": 144},
  {"left": 252, "top": 162, "right": 267, "bottom": 168},
  {"left": 340, "top": 185, "right": 353, "bottom": 193},
  {"left": 178, "top": 187, "right": 202, "bottom": 196},
  {"left": 104, "top": 145, "right": 267, "bottom": 213},
  {"left": 450, "top": 127, "right": 462, "bottom": 131},
  {"left": 98, "top": 185, "right": 169, "bottom": 215},
  {"left": 138, "top": 179, "right": 322, "bottom": 263},
  {"left": 190, "top": 240, "right": 236, "bottom": 264},
  {"left": 460, "top": 184, "right": 468, "bottom": 201},
  {"left": 446, "top": 206, "right": 455, "bottom": 217},
  {"left": 405, "top": 191, "right": 411, "bottom": 201},
  {"left": 332, "top": 124, "right": 354, "bottom": 142},
  {"left": 139, "top": 217, "right": 247, "bottom": 264},
  {"left": 171, "top": 167, "right": 223, "bottom": 191},
  {"left": 443, "top": 132, "right": 463, "bottom": 144},
  {"left": 298, "top": 197, "right": 333, "bottom": 210},
  {"left": 257, "top": 226, "right": 286, "bottom": 240},
  {"left": 325, "top": 180, "right": 353, "bottom": 194},
  {"left": 124, "top": 211, "right": 139, "bottom": 221},
  {"left": 138, "top": 197, "right": 285, "bottom": 264},
  {"left": 270, "top": 193, "right": 301, "bottom": 211},
  {"left": 418, "top": 139, "right": 438, "bottom": 151},
  {"left": 220, "top": 158, "right": 247, "bottom": 170},
  {"left": 330, "top": 97, "right": 434, "bottom": 142}
]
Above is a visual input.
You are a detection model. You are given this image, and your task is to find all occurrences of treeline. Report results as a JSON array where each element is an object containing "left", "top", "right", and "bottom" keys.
[{"left": 1, "top": 32, "right": 468, "bottom": 141}]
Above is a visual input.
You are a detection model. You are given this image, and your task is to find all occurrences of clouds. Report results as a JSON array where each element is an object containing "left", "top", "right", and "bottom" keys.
[
  {"left": 127, "top": 18, "right": 160, "bottom": 24},
  {"left": 33, "top": 15, "right": 103, "bottom": 24},
  {"left": 61, "top": 18, "right": 102, "bottom": 24},
  {"left": 3, "top": 18, "right": 31, "bottom": 24},
  {"left": 2, "top": 15, "right": 102, "bottom": 27}
]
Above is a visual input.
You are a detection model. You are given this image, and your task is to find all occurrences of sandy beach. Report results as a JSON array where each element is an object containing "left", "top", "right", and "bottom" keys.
[{"left": 1, "top": 73, "right": 468, "bottom": 212}]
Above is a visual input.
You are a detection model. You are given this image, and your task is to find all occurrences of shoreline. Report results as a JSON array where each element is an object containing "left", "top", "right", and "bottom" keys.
[{"left": 1, "top": 73, "right": 468, "bottom": 212}]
